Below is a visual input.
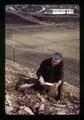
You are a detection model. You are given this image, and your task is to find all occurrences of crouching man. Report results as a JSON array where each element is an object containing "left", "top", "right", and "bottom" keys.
[{"left": 36, "top": 52, "right": 64, "bottom": 101}]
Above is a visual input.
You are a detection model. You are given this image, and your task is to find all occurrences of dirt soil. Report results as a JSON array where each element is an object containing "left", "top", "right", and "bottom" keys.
[{"left": 5, "top": 59, "right": 80, "bottom": 115}]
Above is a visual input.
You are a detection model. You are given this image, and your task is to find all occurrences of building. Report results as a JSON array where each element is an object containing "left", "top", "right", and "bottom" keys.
[
  {"left": 45, "top": 9, "right": 74, "bottom": 15},
  {"left": 5, "top": 5, "right": 79, "bottom": 16}
]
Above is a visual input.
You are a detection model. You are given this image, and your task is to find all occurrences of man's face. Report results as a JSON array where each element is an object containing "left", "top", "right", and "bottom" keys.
[{"left": 51, "top": 58, "right": 61, "bottom": 66}]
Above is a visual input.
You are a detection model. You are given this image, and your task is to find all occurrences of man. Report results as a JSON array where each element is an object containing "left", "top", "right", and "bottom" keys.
[{"left": 36, "top": 52, "right": 64, "bottom": 101}]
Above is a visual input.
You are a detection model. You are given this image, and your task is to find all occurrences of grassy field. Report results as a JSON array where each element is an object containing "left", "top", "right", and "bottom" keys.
[{"left": 5, "top": 22, "right": 80, "bottom": 87}]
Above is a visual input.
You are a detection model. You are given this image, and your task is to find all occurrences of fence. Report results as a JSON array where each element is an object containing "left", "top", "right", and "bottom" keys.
[{"left": 5, "top": 29, "right": 43, "bottom": 70}]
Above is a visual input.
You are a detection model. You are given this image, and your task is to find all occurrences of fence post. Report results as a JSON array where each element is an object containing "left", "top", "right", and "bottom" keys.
[{"left": 13, "top": 31, "right": 15, "bottom": 62}]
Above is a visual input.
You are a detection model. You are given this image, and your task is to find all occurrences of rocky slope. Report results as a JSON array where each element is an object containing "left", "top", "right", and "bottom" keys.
[{"left": 5, "top": 59, "right": 80, "bottom": 115}]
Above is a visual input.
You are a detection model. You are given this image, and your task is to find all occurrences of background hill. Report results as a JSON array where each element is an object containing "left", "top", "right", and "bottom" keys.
[{"left": 5, "top": 11, "right": 79, "bottom": 26}]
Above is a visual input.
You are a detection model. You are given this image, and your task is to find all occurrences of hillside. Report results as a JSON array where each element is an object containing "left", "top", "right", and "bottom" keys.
[
  {"left": 5, "top": 11, "right": 79, "bottom": 26},
  {"left": 5, "top": 12, "right": 39, "bottom": 25},
  {"left": 5, "top": 12, "right": 49, "bottom": 25},
  {"left": 5, "top": 59, "right": 80, "bottom": 115}
]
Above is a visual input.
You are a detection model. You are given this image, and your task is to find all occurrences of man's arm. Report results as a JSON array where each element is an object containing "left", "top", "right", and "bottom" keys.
[
  {"left": 55, "top": 61, "right": 64, "bottom": 87},
  {"left": 36, "top": 61, "right": 45, "bottom": 84},
  {"left": 36, "top": 61, "right": 44, "bottom": 77}
]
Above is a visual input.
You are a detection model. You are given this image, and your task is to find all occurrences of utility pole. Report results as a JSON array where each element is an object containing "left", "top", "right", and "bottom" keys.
[{"left": 13, "top": 31, "right": 15, "bottom": 62}]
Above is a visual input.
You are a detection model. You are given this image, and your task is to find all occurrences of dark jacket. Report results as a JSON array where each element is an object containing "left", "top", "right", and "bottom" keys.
[{"left": 36, "top": 58, "right": 64, "bottom": 83}]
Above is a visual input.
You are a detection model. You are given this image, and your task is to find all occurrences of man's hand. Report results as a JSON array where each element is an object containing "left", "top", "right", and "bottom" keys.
[
  {"left": 55, "top": 80, "right": 62, "bottom": 88},
  {"left": 38, "top": 76, "right": 44, "bottom": 85}
]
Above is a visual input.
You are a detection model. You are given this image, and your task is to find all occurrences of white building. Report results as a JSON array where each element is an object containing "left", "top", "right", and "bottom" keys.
[{"left": 51, "top": 9, "right": 74, "bottom": 15}]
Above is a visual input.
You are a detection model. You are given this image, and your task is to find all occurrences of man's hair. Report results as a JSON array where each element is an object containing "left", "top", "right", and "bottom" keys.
[{"left": 52, "top": 52, "right": 63, "bottom": 60}]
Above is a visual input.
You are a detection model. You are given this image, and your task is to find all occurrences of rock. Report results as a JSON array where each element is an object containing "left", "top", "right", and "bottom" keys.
[
  {"left": 24, "top": 107, "right": 34, "bottom": 115},
  {"left": 76, "top": 109, "right": 80, "bottom": 114},
  {"left": 57, "top": 111, "right": 67, "bottom": 115},
  {"left": 18, "top": 109, "right": 28, "bottom": 115},
  {"left": 5, "top": 94, "right": 12, "bottom": 107},
  {"left": 65, "top": 101, "right": 74, "bottom": 110},
  {"left": 12, "top": 103, "right": 20, "bottom": 110},
  {"left": 68, "top": 105, "right": 73, "bottom": 110},
  {"left": 39, "top": 103, "right": 45, "bottom": 114},
  {"left": 53, "top": 104, "right": 66, "bottom": 108},
  {"left": 27, "top": 95, "right": 31, "bottom": 99},
  {"left": 44, "top": 95, "right": 48, "bottom": 99},
  {"left": 20, "top": 106, "right": 34, "bottom": 115},
  {"left": 5, "top": 106, "right": 14, "bottom": 115},
  {"left": 37, "top": 94, "right": 46, "bottom": 102},
  {"left": 56, "top": 108, "right": 68, "bottom": 115},
  {"left": 48, "top": 107, "right": 53, "bottom": 113},
  {"left": 28, "top": 72, "right": 35, "bottom": 78},
  {"left": 34, "top": 102, "right": 40, "bottom": 108},
  {"left": 19, "top": 83, "right": 35, "bottom": 89},
  {"left": 33, "top": 102, "right": 40, "bottom": 113},
  {"left": 16, "top": 99, "right": 25, "bottom": 106},
  {"left": 5, "top": 99, "right": 9, "bottom": 106},
  {"left": 37, "top": 93, "right": 40, "bottom": 96},
  {"left": 37, "top": 94, "right": 46, "bottom": 103},
  {"left": 40, "top": 97, "right": 45, "bottom": 103}
]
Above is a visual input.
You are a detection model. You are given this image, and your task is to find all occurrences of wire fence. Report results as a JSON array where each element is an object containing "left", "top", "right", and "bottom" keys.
[
  {"left": 5, "top": 43, "right": 38, "bottom": 69},
  {"left": 5, "top": 44, "right": 15, "bottom": 62},
  {"left": 5, "top": 28, "right": 50, "bottom": 69}
]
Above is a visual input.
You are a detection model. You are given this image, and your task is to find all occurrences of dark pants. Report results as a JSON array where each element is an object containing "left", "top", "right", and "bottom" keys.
[{"left": 57, "top": 80, "right": 64, "bottom": 99}]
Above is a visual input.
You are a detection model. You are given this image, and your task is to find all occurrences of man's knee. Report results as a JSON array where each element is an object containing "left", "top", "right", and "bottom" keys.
[
  {"left": 58, "top": 81, "right": 63, "bottom": 91},
  {"left": 57, "top": 81, "right": 63, "bottom": 97}
]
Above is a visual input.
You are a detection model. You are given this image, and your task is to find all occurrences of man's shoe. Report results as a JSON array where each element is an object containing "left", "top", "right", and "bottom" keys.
[{"left": 55, "top": 95, "right": 64, "bottom": 102}]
